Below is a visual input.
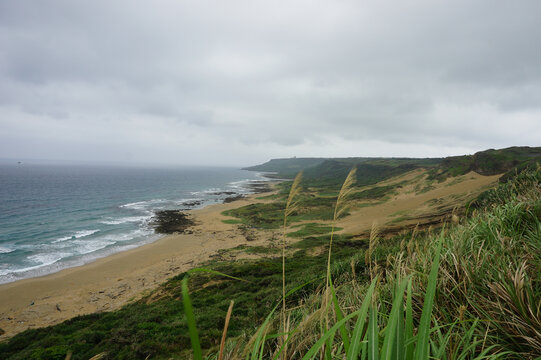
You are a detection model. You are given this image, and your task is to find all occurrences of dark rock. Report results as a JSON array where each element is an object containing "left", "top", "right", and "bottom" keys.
[
  {"left": 246, "top": 181, "right": 273, "bottom": 193},
  {"left": 151, "top": 210, "right": 196, "bottom": 234},
  {"left": 223, "top": 195, "right": 245, "bottom": 203},
  {"left": 181, "top": 200, "right": 203, "bottom": 207},
  {"left": 209, "top": 191, "right": 237, "bottom": 196}
]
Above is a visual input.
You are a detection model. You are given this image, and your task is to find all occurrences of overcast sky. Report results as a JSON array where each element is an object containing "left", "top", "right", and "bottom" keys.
[{"left": 1, "top": 1, "right": 540, "bottom": 166}]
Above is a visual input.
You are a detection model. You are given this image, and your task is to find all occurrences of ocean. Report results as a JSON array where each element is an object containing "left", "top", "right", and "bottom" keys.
[{"left": 0, "top": 163, "right": 267, "bottom": 284}]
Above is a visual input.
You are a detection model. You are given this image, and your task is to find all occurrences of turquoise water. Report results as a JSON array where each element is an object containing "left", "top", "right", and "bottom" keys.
[{"left": 0, "top": 164, "right": 266, "bottom": 284}]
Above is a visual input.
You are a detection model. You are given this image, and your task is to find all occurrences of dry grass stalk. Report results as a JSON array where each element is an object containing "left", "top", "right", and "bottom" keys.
[
  {"left": 326, "top": 167, "right": 357, "bottom": 289},
  {"left": 88, "top": 353, "right": 107, "bottom": 360},
  {"left": 317, "top": 167, "right": 357, "bottom": 357},
  {"left": 365, "top": 221, "right": 379, "bottom": 281},
  {"left": 280, "top": 171, "right": 303, "bottom": 360},
  {"left": 219, "top": 300, "right": 235, "bottom": 360}
]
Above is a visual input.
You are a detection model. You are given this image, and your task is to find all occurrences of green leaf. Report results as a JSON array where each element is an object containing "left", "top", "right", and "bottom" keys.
[
  {"left": 330, "top": 277, "right": 351, "bottom": 354},
  {"left": 367, "top": 307, "right": 379, "bottom": 360},
  {"left": 346, "top": 279, "right": 377, "bottom": 359},
  {"left": 300, "top": 310, "right": 361, "bottom": 360},
  {"left": 187, "top": 268, "right": 249, "bottom": 282},
  {"left": 182, "top": 278, "right": 202, "bottom": 360},
  {"left": 380, "top": 279, "right": 408, "bottom": 360},
  {"left": 413, "top": 232, "right": 443, "bottom": 360},
  {"left": 405, "top": 279, "right": 414, "bottom": 360}
]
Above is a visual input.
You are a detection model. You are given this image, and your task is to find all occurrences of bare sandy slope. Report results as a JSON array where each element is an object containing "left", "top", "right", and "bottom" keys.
[
  {"left": 337, "top": 170, "right": 500, "bottom": 234},
  {"left": 0, "top": 193, "right": 274, "bottom": 339}
]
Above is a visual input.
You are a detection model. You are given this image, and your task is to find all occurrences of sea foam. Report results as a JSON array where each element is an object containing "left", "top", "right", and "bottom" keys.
[{"left": 53, "top": 229, "right": 100, "bottom": 243}]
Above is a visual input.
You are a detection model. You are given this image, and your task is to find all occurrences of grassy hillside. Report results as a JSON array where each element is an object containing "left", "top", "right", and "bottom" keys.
[
  {"left": 241, "top": 158, "right": 326, "bottom": 178},
  {"left": 245, "top": 146, "right": 541, "bottom": 187},
  {"left": 244, "top": 156, "right": 442, "bottom": 185},
  {"left": 301, "top": 158, "right": 440, "bottom": 187},
  {"left": 428, "top": 146, "right": 541, "bottom": 181}
]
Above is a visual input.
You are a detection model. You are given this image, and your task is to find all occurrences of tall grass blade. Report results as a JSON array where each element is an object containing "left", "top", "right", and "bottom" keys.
[
  {"left": 367, "top": 307, "right": 379, "bottom": 360},
  {"left": 346, "top": 279, "right": 377, "bottom": 359},
  {"left": 300, "top": 310, "right": 361, "bottom": 360},
  {"left": 281, "top": 171, "right": 303, "bottom": 360},
  {"left": 329, "top": 277, "right": 351, "bottom": 354},
  {"left": 188, "top": 268, "right": 249, "bottom": 283},
  {"left": 250, "top": 303, "right": 279, "bottom": 360},
  {"left": 413, "top": 231, "right": 443, "bottom": 360},
  {"left": 182, "top": 277, "right": 203, "bottom": 360},
  {"left": 393, "top": 289, "right": 405, "bottom": 360},
  {"left": 381, "top": 278, "right": 408, "bottom": 360},
  {"left": 404, "top": 279, "right": 414, "bottom": 360}
]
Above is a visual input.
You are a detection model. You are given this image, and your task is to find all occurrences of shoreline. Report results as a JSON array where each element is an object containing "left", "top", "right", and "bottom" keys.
[
  {"left": 0, "top": 188, "right": 277, "bottom": 339},
  {"left": 0, "top": 170, "right": 274, "bottom": 286}
]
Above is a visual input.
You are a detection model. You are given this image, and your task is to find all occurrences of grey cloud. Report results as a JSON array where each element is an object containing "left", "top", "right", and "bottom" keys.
[{"left": 1, "top": 0, "right": 540, "bottom": 166}]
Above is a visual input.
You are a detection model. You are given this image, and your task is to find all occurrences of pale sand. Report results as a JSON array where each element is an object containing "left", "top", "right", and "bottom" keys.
[
  {"left": 337, "top": 171, "right": 501, "bottom": 234},
  {"left": 0, "top": 192, "right": 274, "bottom": 339}
]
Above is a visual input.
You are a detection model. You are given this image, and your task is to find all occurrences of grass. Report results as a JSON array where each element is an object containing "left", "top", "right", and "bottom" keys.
[
  {"left": 2, "top": 166, "right": 540, "bottom": 359},
  {"left": 221, "top": 219, "right": 243, "bottom": 225},
  {"left": 286, "top": 223, "right": 340, "bottom": 238},
  {"left": 349, "top": 184, "right": 397, "bottom": 200}
]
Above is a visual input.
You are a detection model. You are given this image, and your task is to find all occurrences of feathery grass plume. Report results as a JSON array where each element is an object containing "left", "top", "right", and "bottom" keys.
[
  {"left": 218, "top": 300, "right": 234, "bottom": 360},
  {"left": 280, "top": 171, "right": 303, "bottom": 359},
  {"left": 88, "top": 353, "right": 107, "bottom": 360},
  {"left": 326, "top": 167, "right": 357, "bottom": 289},
  {"left": 365, "top": 221, "right": 380, "bottom": 281},
  {"left": 319, "top": 167, "right": 356, "bottom": 357}
]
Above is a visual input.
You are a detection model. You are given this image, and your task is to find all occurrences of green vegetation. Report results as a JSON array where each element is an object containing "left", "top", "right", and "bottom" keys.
[
  {"left": 428, "top": 146, "right": 541, "bottom": 181},
  {"left": 242, "top": 158, "right": 326, "bottom": 178},
  {"left": 2, "top": 150, "right": 541, "bottom": 359},
  {"left": 221, "top": 179, "right": 403, "bottom": 231},
  {"left": 221, "top": 219, "right": 242, "bottom": 225},
  {"left": 245, "top": 146, "right": 541, "bottom": 186},
  {"left": 349, "top": 184, "right": 396, "bottom": 200},
  {"left": 244, "top": 156, "right": 441, "bottom": 185},
  {"left": 221, "top": 195, "right": 340, "bottom": 230},
  {"left": 286, "top": 223, "right": 340, "bottom": 238},
  {"left": 0, "top": 233, "right": 367, "bottom": 360}
]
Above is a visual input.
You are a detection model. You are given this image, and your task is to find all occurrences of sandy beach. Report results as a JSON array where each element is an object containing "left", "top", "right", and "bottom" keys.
[{"left": 0, "top": 192, "right": 274, "bottom": 339}]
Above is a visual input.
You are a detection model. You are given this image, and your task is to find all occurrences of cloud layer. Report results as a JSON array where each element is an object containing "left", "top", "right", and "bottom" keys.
[{"left": 1, "top": 1, "right": 540, "bottom": 166}]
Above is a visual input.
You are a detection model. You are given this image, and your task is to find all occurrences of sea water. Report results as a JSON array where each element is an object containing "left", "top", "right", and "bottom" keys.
[{"left": 0, "top": 163, "right": 267, "bottom": 284}]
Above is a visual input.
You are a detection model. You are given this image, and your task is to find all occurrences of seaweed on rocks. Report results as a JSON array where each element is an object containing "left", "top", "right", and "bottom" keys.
[
  {"left": 246, "top": 181, "right": 273, "bottom": 193},
  {"left": 181, "top": 200, "right": 203, "bottom": 207},
  {"left": 209, "top": 191, "right": 237, "bottom": 196},
  {"left": 223, "top": 195, "right": 245, "bottom": 203},
  {"left": 151, "top": 210, "right": 195, "bottom": 234}
]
